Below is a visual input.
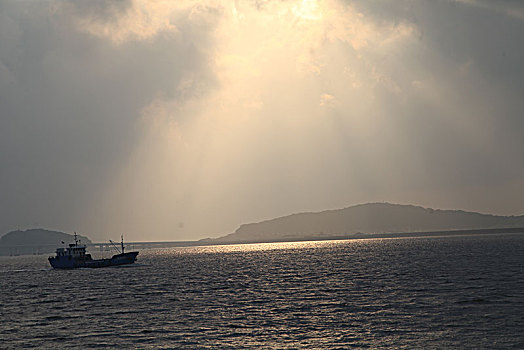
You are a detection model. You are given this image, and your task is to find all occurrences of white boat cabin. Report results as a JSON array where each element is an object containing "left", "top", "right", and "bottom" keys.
[{"left": 55, "top": 244, "right": 87, "bottom": 258}]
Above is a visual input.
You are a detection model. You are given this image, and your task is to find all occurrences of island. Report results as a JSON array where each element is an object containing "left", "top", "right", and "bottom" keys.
[
  {"left": 203, "top": 203, "right": 524, "bottom": 244},
  {"left": 0, "top": 229, "right": 92, "bottom": 256}
]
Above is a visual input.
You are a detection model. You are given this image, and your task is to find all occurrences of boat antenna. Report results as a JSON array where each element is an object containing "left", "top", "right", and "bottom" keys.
[{"left": 109, "top": 239, "right": 121, "bottom": 254}]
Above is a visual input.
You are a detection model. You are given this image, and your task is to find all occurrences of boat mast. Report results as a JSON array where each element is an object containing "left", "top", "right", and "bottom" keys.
[
  {"left": 74, "top": 231, "right": 78, "bottom": 246},
  {"left": 121, "top": 235, "right": 125, "bottom": 254}
]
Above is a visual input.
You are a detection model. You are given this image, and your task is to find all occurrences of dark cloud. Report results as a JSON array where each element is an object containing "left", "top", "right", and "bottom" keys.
[
  {"left": 64, "top": 0, "right": 133, "bottom": 20},
  {"left": 346, "top": 0, "right": 524, "bottom": 177},
  {"left": 0, "top": 1, "right": 217, "bottom": 237}
]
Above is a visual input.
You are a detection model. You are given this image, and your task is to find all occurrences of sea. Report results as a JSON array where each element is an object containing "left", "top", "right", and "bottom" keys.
[{"left": 1, "top": 233, "right": 523, "bottom": 349}]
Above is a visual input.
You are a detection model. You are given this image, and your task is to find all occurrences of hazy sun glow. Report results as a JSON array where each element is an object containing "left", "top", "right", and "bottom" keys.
[
  {"left": 80, "top": 0, "right": 425, "bottom": 239},
  {"left": 4, "top": 0, "right": 521, "bottom": 240},
  {"left": 293, "top": 0, "right": 322, "bottom": 20},
  {"left": 74, "top": 0, "right": 461, "bottom": 240}
]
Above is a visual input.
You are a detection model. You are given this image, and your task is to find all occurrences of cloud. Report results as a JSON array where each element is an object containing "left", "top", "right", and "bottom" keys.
[
  {"left": 0, "top": 1, "right": 217, "bottom": 239},
  {"left": 63, "top": 0, "right": 222, "bottom": 45},
  {"left": 319, "top": 93, "right": 336, "bottom": 107},
  {"left": 453, "top": 0, "right": 524, "bottom": 21},
  {"left": 1, "top": 0, "right": 523, "bottom": 240}
]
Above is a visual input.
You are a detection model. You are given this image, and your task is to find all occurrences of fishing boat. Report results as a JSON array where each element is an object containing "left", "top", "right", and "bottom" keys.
[{"left": 48, "top": 233, "right": 138, "bottom": 269}]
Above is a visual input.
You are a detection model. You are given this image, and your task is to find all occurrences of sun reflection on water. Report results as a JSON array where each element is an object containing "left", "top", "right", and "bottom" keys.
[{"left": 145, "top": 239, "right": 353, "bottom": 256}]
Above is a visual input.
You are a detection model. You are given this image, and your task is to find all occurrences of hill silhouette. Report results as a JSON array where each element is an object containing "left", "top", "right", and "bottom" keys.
[
  {"left": 214, "top": 203, "right": 524, "bottom": 243},
  {"left": 0, "top": 229, "right": 92, "bottom": 256}
]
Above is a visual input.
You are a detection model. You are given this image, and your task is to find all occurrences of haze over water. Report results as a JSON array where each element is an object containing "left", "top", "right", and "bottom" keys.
[{"left": 2, "top": 234, "right": 523, "bottom": 349}]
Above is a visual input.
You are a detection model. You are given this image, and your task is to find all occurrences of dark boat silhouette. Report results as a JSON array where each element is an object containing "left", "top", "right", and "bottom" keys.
[{"left": 48, "top": 233, "right": 138, "bottom": 269}]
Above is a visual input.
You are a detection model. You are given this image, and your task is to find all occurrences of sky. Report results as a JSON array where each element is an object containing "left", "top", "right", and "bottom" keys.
[{"left": 1, "top": 0, "right": 523, "bottom": 241}]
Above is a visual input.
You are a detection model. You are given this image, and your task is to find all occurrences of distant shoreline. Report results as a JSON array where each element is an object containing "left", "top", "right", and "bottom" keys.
[
  {"left": 197, "top": 227, "right": 524, "bottom": 246},
  {"left": 2, "top": 227, "right": 523, "bottom": 256}
]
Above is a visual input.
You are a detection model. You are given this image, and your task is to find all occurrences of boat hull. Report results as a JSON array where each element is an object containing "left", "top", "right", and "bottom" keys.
[{"left": 49, "top": 252, "right": 138, "bottom": 269}]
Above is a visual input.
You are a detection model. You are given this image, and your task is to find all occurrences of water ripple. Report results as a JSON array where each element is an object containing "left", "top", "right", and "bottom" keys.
[{"left": 1, "top": 234, "right": 523, "bottom": 349}]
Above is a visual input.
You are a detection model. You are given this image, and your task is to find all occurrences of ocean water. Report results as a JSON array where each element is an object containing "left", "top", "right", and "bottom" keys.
[{"left": 1, "top": 234, "right": 523, "bottom": 349}]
